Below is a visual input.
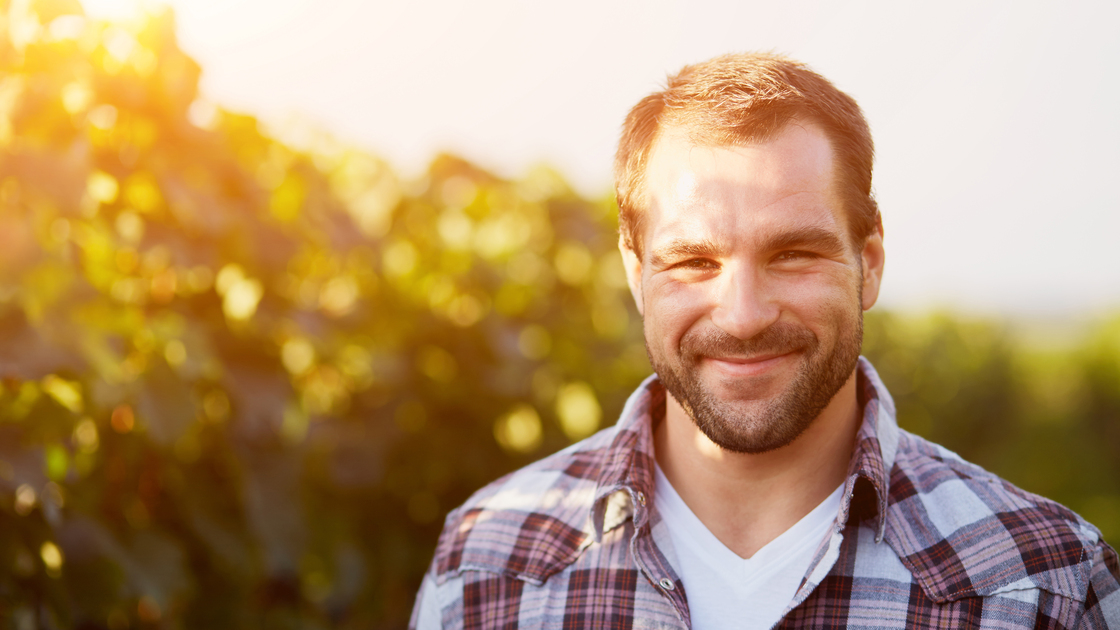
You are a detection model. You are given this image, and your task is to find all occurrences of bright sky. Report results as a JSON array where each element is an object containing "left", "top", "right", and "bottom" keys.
[{"left": 83, "top": 0, "right": 1120, "bottom": 317}]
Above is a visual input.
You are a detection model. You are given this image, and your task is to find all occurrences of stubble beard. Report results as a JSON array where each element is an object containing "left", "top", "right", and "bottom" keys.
[{"left": 649, "top": 313, "right": 863, "bottom": 454}]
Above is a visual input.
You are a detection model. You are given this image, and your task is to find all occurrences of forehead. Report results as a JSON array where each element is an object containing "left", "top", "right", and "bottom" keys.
[{"left": 642, "top": 123, "right": 845, "bottom": 250}]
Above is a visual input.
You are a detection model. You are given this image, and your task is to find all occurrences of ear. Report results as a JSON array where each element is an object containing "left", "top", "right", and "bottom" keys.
[
  {"left": 859, "top": 219, "right": 885, "bottom": 311},
  {"left": 618, "top": 235, "right": 644, "bottom": 317}
]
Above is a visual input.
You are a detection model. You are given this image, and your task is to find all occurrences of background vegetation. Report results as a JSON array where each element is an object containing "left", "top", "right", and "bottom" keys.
[{"left": 1, "top": 2, "right": 1117, "bottom": 628}]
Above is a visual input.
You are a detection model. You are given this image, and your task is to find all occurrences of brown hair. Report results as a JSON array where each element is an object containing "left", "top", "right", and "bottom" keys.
[{"left": 614, "top": 52, "right": 879, "bottom": 258}]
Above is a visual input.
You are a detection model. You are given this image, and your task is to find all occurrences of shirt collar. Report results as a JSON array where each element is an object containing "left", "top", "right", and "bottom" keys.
[{"left": 591, "top": 358, "right": 900, "bottom": 540}]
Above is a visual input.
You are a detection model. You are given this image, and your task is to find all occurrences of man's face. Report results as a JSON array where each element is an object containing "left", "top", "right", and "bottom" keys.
[{"left": 621, "top": 122, "right": 884, "bottom": 454}]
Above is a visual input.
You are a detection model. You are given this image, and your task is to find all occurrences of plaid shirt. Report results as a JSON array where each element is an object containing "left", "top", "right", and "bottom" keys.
[{"left": 411, "top": 359, "right": 1120, "bottom": 629}]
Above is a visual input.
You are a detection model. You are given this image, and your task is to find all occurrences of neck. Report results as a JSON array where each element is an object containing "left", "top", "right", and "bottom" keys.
[{"left": 653, "top": 370, "right": 861, "bottom": 559}]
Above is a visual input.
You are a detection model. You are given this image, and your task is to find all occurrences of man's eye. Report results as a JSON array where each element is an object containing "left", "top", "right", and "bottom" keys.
[
  {"left": 775, "top": 251, "right": 816, "bottom": 262},
  {"left": 675, "top": 258, "right": 717, "bottom": 270}
]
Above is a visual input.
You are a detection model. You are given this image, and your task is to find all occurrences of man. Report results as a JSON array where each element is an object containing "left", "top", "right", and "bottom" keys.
[{"left": 410, "top": 53, "right": 1120, "bottom": 629}]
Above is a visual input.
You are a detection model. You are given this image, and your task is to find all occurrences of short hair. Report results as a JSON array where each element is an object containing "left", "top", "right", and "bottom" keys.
[{"left": 614, "top": 52, "right": 879, "bottom": 259}]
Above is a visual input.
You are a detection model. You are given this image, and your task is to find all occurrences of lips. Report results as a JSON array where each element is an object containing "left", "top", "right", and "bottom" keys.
[
  {"left": 680, "top": 322, "right": 815, "bottom": 359},
  {"left": 706, "top": 350, "right": 795, "bottom": 365},
  {"left": 703, "top": 350, "right": 799, "bottom": 378}
]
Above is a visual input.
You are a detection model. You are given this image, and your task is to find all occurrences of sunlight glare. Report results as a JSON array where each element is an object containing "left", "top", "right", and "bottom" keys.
[{"left": 82, "top": 0, "right": 144, "bottom": 20}]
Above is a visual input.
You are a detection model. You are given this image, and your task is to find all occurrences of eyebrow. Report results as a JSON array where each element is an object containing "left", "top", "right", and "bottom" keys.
[
  {"left": 648, "top": 225, "right": 848, "bottom": 267},
  {"left": 761, "top": 225, "right": 848, "bottom": 256},
  {"left": 649, "top": 238, "right": 722, "bottom": 268}
]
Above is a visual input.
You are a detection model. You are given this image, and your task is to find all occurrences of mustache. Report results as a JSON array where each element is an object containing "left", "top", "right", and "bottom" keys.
[{"left": 680, "top": 323, "right": 817, "bottom": 360}]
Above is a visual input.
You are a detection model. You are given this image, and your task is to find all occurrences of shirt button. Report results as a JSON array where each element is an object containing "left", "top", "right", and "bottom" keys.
[
  {"left": 658, "top": 578, "right": 675, "bottom": 591},
  {"left": 636, "top": 491, "right": 647, "bottom": 506}
]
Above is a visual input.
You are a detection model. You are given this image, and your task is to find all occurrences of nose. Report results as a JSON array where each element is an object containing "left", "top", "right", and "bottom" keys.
[{"left": 709, "top": 264, "right": 780, "bottom": 341}]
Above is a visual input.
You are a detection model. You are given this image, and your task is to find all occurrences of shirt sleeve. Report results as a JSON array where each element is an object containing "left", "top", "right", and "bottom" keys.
[
  {"left": 410, "top": 571, "right": 444, "bottom": 630},
  {"left": 1078, "top": 541, "right": 1120, "bottom": 629}
]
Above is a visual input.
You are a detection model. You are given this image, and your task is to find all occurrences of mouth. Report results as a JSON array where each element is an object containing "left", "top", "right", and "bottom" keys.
[{"left": 702, "top": 350, "right": 800, "bottom": 377}]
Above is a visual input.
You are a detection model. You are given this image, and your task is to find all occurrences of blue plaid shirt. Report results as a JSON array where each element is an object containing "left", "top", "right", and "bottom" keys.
[{"left": 412, "top": 359, "right": 1120, "bottom": 629}]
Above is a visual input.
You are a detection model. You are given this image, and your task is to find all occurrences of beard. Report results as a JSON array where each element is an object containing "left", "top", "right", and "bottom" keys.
[{"left": 649, "top": 313, "right": 863, "bottom": 454}]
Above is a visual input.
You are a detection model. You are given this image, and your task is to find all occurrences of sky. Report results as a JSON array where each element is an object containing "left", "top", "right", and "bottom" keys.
[{"left": 82, "top": 0, "right": 1120, "bottom": 317}]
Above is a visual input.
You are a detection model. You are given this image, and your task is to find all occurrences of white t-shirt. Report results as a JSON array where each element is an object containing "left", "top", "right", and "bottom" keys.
[{"left": 654, "top": 464, "right": 843, "bottom": 630}]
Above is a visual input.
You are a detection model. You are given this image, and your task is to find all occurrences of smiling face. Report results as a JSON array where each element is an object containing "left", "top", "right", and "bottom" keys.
[{"left": 622, "top": 121, "right": 884, "bottom": 454}]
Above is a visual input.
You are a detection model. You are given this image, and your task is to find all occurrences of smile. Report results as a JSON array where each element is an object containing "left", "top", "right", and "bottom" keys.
[{"left": 702, "top": 350, "right": 800, "bottom": 377}]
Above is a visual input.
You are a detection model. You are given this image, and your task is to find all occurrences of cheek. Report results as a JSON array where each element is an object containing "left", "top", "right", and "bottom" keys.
[
  {"left": 777, "top": 273, "right": 862, "bottom": 319},
  {"left": 644, "top": 283, "right": 709, "bottom": 336}
]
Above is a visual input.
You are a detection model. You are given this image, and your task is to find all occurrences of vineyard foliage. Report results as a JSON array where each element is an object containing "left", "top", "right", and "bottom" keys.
[{"left": 1, "top": 3, "right": 1118, "bottom": 628}]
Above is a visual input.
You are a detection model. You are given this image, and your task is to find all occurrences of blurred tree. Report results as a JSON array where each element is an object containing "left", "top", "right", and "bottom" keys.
[
  {"left": 0, "top": 2, "right": 1116, "bottom": 628},
  {"left": 0, "top": 3, "right": 651, "bottom": 626}
]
